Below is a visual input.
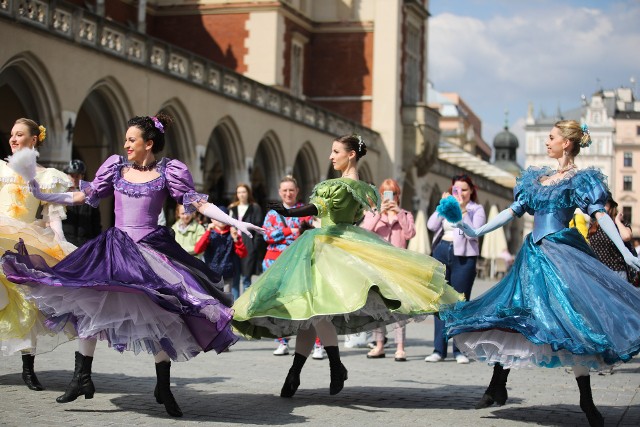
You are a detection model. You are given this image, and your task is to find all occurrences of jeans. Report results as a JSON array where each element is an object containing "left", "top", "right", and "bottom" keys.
[
  {"left": 431, "top": 241, "right": 477, "bottom": 357},
  {"left": 232, "top": 274, "right": 252, "bottom": 300}
]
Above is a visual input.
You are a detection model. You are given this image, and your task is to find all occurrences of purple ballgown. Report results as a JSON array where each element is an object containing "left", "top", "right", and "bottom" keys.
[{"left": 1, "top": 155, "right": 237, "bottom": 361}]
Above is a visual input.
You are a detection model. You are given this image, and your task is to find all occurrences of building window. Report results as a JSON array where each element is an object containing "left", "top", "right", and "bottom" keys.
[
  {"left": 623, "top": 206, "right": 633, "bottom": 223},
  {"left": 637, "top": 125, "right": 640, "bottom": 136},
  {"left": 290, "top": 41, "right": 304, "bottom": 98},
  {"left": 624, "top": 152, "right": 633, "bottom": 167},
  {"left": 623, "top": 176, "right": 633, "bottom": 191},
  {"left": 403, "top": 23, "right": 420, "bottom": 105}
]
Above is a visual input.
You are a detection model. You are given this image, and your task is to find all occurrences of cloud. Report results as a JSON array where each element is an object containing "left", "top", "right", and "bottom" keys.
[{"left": 429, "top": 1, "right": 640, "bottom": 147}]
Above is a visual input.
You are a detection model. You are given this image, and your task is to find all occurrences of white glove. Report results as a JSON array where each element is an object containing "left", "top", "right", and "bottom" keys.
[
  {"left": 456, "top": 208, "right": 514, "bottom": 238},
  {"left": 29, "top": 180, "right": 74, "bottom": 205},
  {"left": 597, "top": 214, "right": 640, "bottom": 271},
  {"left": 201, "top": 203, "right": 265, "bottom": 238}
]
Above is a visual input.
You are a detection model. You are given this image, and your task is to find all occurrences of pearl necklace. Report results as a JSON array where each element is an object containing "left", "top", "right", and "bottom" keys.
[{"left": 131, "top": 160, "right": 158, "bottom": 171}]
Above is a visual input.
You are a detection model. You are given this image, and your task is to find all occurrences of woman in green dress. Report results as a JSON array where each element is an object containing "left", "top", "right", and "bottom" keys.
[{"left": 232, "top": 134, "right": 463, "bottom": 398}]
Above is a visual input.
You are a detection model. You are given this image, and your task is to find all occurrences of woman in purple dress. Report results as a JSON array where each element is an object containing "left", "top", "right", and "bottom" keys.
[{"left": 1, "top": 113, "right": 263, "bottom": 417}]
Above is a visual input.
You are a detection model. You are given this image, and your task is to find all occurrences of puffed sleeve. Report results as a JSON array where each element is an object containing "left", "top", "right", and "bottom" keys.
[
  {"left": 574, "top": 169, "right": 608, "bottom": 217},
  {"left": 509, "top": 189, "right": 529, "bottom": 218},
  {"left": 83, "top": 155, "right": 121, "bottom": 207},
  {"left": 38, "top": 168, "right": 73, "bottom": 221},
  {"left": 165, "top": 159, "right": 208, "bottom": 214},
  {"left": 310, "top": 181, "right": 335, "bottom": 217}
]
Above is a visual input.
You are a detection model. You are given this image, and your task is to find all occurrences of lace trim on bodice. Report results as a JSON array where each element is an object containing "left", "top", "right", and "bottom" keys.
[
  {"left": 113, "top": 157, "right": 168, "bottom": 198},
  {"left": 514, "top": 166, "right": 608, "bottom": 213}
]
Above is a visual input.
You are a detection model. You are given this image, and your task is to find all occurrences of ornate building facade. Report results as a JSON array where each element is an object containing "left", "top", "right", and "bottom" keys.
[
  {"left": 524, "top": 87, "right": 640, "bottom": 235},
  {"left": 0, "top": 0, "right": 444, "bottom": 226}
]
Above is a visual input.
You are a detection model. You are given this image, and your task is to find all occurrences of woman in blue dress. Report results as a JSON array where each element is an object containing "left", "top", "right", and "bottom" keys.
[{"left": 441, "top": 120, "right": 640, "bottom": 427}]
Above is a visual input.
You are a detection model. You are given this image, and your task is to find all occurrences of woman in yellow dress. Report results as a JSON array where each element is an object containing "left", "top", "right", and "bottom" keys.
[{"left": 0, "top": 118, "right": 75, "bottom": 390}]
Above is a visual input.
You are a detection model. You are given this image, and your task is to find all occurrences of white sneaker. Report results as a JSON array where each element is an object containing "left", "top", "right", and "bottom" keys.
[
  {"left": 273, "top": 343, "right": 289, "bottom": 356},
  {"left": 425, "top": 353, "right": 443, "bottom": 362},
  {"left": 312, "top": 345, "right": 325, "bottom": 360},
  {"left": 455, "top": 354, "right": 470, "bottom": 364}
]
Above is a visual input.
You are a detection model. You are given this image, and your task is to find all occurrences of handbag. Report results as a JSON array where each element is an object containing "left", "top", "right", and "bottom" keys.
[{"left": 430, "top": 228, "right": 443, "bottom": 256}]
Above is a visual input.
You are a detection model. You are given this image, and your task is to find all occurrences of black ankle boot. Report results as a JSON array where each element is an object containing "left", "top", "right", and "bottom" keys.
[
  {"left": 576, "top": 375, "right": 604, "bottom": 427},
  {"left": 57, "top": 351, "right": 95, "bottom": 403},
  {"left": 21, "top": 354, "right": 44, "bottom": 391},
  {"left": 280, "top": 353, "right": 307, "bottom": 398},
  {"left": 325, "top": 346, "right": 348, "bottom": 395},
  {"left": 154, "top": 361, "right": 183, "bottom": 417},
  {"left": 475, "top": 364, "right": 510, "bottom": 409}
]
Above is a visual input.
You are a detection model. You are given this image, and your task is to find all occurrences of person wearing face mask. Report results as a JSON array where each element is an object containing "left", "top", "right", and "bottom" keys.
[
  {"left": 1, "top": 113, "right": 264, "bottom": 418},
  {"left": 425, "top": 174, "right": 486, "bottom": 364},
  {"left": 0, "top": 118, "right": 75, "bottom": 392}
]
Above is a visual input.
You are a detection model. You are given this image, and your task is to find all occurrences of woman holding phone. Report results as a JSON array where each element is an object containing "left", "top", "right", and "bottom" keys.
[
  {"left": 360, "top": 179, "right": 416, "bottom": 361},
  {"left": 425, "top": 174, "right": 486, "bottom": 364}
]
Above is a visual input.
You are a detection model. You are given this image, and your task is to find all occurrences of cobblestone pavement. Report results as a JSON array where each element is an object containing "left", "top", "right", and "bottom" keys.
[{"left": 1, "top": 278, "right": 638, "bottom": 426}]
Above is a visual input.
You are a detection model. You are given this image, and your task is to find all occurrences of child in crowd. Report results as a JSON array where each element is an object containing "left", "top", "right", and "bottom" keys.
[{"left": 195, "top": 206, "right": 248, "bottom": 300}]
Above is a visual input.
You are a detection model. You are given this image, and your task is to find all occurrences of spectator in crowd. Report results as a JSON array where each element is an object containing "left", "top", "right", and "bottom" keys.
[
  {"left": 360, "top": 178, "right": 415, "bottom": 361},
  {"left": 195, "top": 205, "right": 248, "bottom": 299},
  {"left": 61, "top": 159, "right": 102, "bottom": 246},
  {"left": 229, "top": 184, "right": 264, "bottom": 294},
  {"left": 171, "top": 204, "right": 205, "bottom": 258}
]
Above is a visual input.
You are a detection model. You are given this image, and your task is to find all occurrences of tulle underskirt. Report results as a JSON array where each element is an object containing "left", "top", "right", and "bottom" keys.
[
  {"left": 1, "top": 227, "right": 237, "bottom": 361},
  {"left": 441, "top": 228, "right": 640, "bottom": 370},
  {"left": 0, "top": 216, "right": 76, "bottom": 355},
  {"left": 233, "top": 224, "right": 462, "bottom": 339}
]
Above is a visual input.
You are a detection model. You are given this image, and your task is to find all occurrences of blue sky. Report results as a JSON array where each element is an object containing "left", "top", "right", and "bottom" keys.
[{"left": 428, "top": 0, "right": 640, "bottom": 162}]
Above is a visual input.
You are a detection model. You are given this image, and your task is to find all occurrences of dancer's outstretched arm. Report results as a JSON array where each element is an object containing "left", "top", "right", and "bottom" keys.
[
  {"left": 456, "top": 208, "right": 515, "bottom": 238},
  {"left": 266, "top": 202, "right": 318, "bottom": 218},
  {"left": 29, "top": 179, "right": 85, "bottom": 205},
  {"left": 596, "top": 212, "right": 640, "bottom": 270},
  {"left": 199, "top": 203, "right": 265, "bottom": 238}
]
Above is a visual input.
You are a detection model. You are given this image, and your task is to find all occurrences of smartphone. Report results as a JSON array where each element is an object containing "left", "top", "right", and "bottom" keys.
[
  {"left": 383, "top": 190, "right": 394, "bottom": 201},
  {"left": 452, "top": 187, "right": 461, "bottom": 197}
]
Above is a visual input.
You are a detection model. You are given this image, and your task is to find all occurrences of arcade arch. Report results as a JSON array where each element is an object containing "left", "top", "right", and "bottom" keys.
[
  {"left": 292, "top": 142, "right": 320, "bottom": 202},
  {"left": 203, "top": 116, "right": 244, "bottom": 206},
  {"left": 0, "top": 52, "right": 60, "bottom": 161},
  {"left": 252, "top": 131, "right": 285, "bottom": 205}
]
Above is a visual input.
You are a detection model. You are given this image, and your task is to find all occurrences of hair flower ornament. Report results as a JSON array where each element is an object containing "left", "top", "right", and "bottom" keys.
[
  {"left": 38, "top": 125, "right": 47, "bottom": 142},
  {"left": 353, "top": 134, "right": 364, "bottom": 152},
  {"left": 580, "top": 123, "right": 592, "bottom": 148},
  {"left": 151, "top": 116, "right": 165, "bottom": 134}
]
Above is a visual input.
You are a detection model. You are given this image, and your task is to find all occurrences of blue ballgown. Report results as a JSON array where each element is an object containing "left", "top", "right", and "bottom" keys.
[{"left": 441, "top": 167, "right": 640, "bottom": 369}]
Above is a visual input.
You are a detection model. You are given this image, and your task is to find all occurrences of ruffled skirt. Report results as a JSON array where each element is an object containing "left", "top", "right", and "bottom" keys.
[
  {"left": 0, "top": 215, "right": 76, "bottom": 355},
  {"left": 440, "top": 228, "right": 640, "bottom": 370},
  {"left": 232, "top": 224, "right": 463, "bottom": 339},
  {"left": 1, "top": 227, "right": 237, "bottom": 361}
]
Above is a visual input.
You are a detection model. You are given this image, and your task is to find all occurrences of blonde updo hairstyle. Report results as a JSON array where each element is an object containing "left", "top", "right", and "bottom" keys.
[
  {"left": 14, "top": 118, "right": 46, "bottom": 148},
  {"left": 554, "top": 120, "right": 591, "bottom": 157}
]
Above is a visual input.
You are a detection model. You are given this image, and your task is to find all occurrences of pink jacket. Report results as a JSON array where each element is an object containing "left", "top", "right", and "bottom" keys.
[
  {"left": 427, "top": 201, "right": 486, "bottom": 256},
  {"left": 361, "top": 209, "right": 416, "bottom": 249}
]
